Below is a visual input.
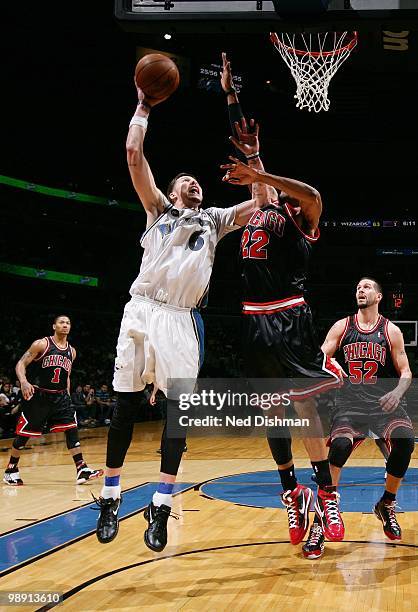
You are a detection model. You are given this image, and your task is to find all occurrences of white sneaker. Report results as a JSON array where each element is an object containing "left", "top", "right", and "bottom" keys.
[{"left": 3, "top": 470, "right": 24, "bottom": 486}]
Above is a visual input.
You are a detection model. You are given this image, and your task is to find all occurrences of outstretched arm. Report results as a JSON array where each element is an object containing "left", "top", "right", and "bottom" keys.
[
  {"left": 126, "top": 86, "right": 169, "bottom": 225},
  {"left": 221, "top": 157, "right": 322, "bottom": 232},
  {"left": 379, "top": 323, "right": 412, "bottom": 413},
  {"left": 16, "top": 339, "right": 47, "bottom": 400},
  {"left": 221, "top": 52, "right": 276, "bottom": 206}
]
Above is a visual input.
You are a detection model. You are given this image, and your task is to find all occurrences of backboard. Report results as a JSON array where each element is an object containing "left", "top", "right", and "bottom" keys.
[{"left": 115, "top": 1, "right": 418, "bottom": 33}]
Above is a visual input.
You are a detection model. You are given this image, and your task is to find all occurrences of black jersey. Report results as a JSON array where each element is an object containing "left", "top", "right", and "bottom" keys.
[
  {"left": 240, "top": 202, "right": 319, "bottom": 304},
  {"left": 32, "top": 336, "right": 73, "bottom": 391},
  {"left": 337, "top": 314, "right": 399, "bottom": 406}
]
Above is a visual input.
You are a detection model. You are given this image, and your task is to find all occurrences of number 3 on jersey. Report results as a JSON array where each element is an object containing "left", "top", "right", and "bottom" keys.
[
  {"left": 51, "top": 367, "right": 61, "bottom": 384},
  {"left": 241, "top": 229, "right": 269, "bottom": 260}
]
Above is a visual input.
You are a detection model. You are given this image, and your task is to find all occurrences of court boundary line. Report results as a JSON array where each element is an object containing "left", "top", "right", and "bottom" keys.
[
  {"left": 34, "top": 539, "right": 418, "bottom": 611},
  {"left": 0, "top": 483, "right": 197, "bottom": 578},
  {"left": 0, "top": 481, "right": 150, "bottom": 537}
]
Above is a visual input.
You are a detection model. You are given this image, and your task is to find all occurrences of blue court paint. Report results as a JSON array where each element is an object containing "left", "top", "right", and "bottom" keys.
[
  {"left": 201, "top": 468, "right": 418, "bottom": 513},
  {"left": 0, "top": 482, "right": 194, "bottom": 573}
]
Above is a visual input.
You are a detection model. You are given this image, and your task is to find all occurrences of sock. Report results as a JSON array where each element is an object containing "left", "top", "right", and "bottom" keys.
[
  {"left": 311, "top": 460, "right": 335, "bottom": 492},
  {"left": 278, "top": 465, "right": 297, "bottom": 492},
  {"left": 101, "top": 475, "right": 121, "bottom": 500},
  {"left": 152, "top": 482, "right": 174, "bottom": 508},
  {"left": 382, "top": 490, "right": 396, "bottom": 503},
  {"left": 7, "top": 456, "right": 20, "bottom": 471},
  {"left": 72, "top": 452, "right": 86, "bottom": 470}
]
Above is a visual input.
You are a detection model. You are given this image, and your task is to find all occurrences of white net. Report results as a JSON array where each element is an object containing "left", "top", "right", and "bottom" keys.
[{"left": 270, "top": 32, "right": 358, "bottom": 113}]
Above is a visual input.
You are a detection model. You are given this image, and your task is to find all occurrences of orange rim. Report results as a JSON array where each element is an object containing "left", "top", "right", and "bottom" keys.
[{"left": 270, "top": 31, "right": 358, "bottom": 58}]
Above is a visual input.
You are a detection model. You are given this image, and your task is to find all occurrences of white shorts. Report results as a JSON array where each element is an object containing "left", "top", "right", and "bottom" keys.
[{"left": 113, "top": 295, "right": 204, "bottom": 397}]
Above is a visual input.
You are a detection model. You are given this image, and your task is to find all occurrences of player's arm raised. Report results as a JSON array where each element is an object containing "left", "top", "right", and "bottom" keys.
[
  {"left": 220, "top": 52, "right": 276, "bottom": 206},
  {"left": 15, "top": 338, "right": 47, "bottom": 400},
  {"left": 221, "top": 158, "right": 322, "bottom": 231},
  {"left": 126, "top": 86, "right": 167, "bottom": 224},
  {"left": 380, "top": 323, "right": 412, "bottom": 413}
]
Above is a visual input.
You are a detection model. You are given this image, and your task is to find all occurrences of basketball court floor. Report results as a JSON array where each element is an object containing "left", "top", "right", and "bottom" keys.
[
  {"left": 2, "top": 1, "right": 418, "bottom": 610},
  {"left": 1, "top": 424, "right": 418, "bottom": 611}
]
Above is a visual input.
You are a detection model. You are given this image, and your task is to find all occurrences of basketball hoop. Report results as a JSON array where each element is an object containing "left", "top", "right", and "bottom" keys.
[{"left": 270, "top": 31, "right": 358, "bottom": 113}]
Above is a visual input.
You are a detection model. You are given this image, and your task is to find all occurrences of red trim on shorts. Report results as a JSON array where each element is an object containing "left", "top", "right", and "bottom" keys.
[
  {"left": 328, "top": 426, "right": 365, "bottom": 444},
  {"left": 243, "top": 295, "right": 304, "bottom": 307},
  {"left": 242, "top": 296, "right": 305, "bottom": 315},
  {"left": 284, "top": 203, "right": 320, "bottom": 242},
  {"left": 289, "top": 353, "right": 343, "bottom": 400},
  {"left": 33, "top": 337, "right": 50, "bottom": 362},
  {"left": 354, "top": 314, "right": 382, "bottom": 334},
  {"left": 49, "top": 422, "right": 77, "bottom": 432},
  {"left": 290, "top": 377, "right": 342, "bottom": 401},
  {"left": 34, "top": 386, "right": 67, "bottom": 394},
  {"left": 382, "top": 418, "right": 413, "bottom": 442},
  {"left": 16, "top": 414, "right": 42, "bottom": 437}
]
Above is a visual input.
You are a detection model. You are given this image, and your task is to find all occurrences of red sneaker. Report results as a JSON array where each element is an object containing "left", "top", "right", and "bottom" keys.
[
  {"left": 315, "top": 489, "right": 344, "bottom": 542},
  {"left": 281, "top": 484, "right": 313, "bottom": 545}
]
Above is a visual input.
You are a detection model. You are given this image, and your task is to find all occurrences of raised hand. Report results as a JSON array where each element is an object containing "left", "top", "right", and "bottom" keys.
[
  {"left": 220, "top": 51, "right": 234, "bottom": 93},
  {"left": 229, "top": 117, "right": 260, "bottom": 157},
  {"left": 220, "top": 156, "right": 259, "bottom": 185}
]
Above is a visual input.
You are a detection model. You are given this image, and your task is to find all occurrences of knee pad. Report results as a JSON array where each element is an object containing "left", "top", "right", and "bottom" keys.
[
  {"left": 65, "top": 427, "right": 80, "bottom": 450},
  {"left": 386, "top": 428, "right": 415, "bottom": 478},
  {"left": 13, "top": 435, "right": 29, "bottom": 450},
  {"left": 329, "top": 436, "right": 353, "bottom": 468}
]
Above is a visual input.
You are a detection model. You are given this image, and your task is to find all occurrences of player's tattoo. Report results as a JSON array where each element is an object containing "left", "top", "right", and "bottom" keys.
[
  {"left": 399, "top": 350, "right": 406, "bottom": 356},
  {"left": 20, "top": 350, "right": 32, "bottom": 361}
]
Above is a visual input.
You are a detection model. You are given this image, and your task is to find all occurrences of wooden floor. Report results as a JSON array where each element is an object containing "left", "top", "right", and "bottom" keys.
[{"left": 1, "top": 423, "right": 418, "bottom": 612}]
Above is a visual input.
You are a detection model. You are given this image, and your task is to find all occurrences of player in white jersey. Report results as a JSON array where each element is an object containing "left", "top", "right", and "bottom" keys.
[{"left": 95, "top": 80, "right": 263, "bottom": 550}]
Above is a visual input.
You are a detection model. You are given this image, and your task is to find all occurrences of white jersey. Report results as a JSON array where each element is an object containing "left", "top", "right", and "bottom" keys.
[{"left": 129, "top": 198, "right": 240, "bottom": 308}]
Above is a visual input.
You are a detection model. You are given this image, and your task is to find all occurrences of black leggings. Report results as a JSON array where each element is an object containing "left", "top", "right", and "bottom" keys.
[
  {"left": 106, "top": 392, "right": 144, "bottom": 468},
  {"left": 106, "top": 392, "right": 187, "bottom": 476}
]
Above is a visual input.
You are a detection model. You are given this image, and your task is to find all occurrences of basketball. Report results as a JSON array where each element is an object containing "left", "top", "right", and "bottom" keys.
[{"left": 135, "top": 53, "right": 180, "bottom": 101}]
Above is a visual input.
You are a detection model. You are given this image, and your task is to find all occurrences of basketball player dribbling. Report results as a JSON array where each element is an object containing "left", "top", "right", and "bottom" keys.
[
  {"left": 222, "top": 155, "right": 345, "bottom": 548},
  {"left": 3, "top": 315, "right": 103, "bottom": 486},
  {"left": 95, "top": 80, "right": 262, "bottom": 551},
  {"left": 303, "top": 278, "right": 414, "bottom": 558}
]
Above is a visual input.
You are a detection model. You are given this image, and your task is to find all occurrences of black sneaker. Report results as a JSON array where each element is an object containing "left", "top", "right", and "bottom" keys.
[
  {"left": 76, "top": 466, "right": 104, "bottom": 485},
  {"left": 302, "top": 523, "right": 325, "bottom": 559},
  {"left": 94, "top": 495, "right": 122, "bottom": 544},
  {"left": 373, "top": 499, "right": 401, "bottom": 540},
  {"left": 144, "top": 502, "right": 177, "bottom": 552}
]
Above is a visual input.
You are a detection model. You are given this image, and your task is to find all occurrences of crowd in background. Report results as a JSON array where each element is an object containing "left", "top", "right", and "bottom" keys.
[{"left": 1, "top": 308, "right": 417, "bottom": 440}]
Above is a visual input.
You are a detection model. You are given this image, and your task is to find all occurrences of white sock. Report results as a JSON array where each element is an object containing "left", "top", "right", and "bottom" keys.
[
  {"left": 101, "top": 485, "right": 121, "bottom": 500},
  {"left": 153, "top": 491, "right": 172, "bottom": 508}
]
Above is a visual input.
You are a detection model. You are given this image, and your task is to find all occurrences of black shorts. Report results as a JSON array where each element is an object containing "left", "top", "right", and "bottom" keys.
[
  {"left": 16, "top": 389, "right": 77, "bottom": 437},
  {"left": 329, "top": 404, "right": 413, "bottom": 447},
  {"left": 243, "top": 300, "right": 342, "bottom": 400}
]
